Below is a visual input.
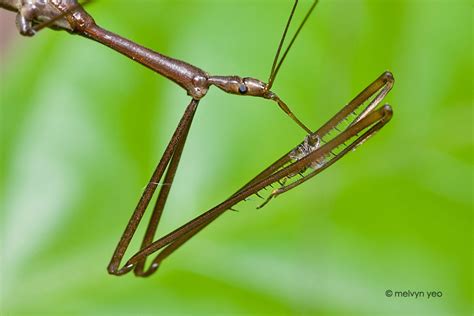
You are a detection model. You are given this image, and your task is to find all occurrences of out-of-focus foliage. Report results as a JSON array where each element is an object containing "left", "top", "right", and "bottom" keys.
[{"left": 1, "top": 0, "right": 471, "bottom": 315}]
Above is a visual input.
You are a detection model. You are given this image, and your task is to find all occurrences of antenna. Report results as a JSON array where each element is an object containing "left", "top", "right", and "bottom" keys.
[{"left": 267, "top": 0, "right": 319, "bottom": 90}]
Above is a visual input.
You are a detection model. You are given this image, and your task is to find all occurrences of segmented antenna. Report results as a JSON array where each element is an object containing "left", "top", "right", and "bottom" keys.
[
  {"left": 268, "top": 0, "right": 299, "bottom": 85},
  {"left": 267, "top": 0, "right": 319, "bottom": 90}
]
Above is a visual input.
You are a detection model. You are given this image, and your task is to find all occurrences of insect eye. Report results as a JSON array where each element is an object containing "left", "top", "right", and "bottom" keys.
[{"left": 238, "top": 84, "right": 248, "bottom": 94}]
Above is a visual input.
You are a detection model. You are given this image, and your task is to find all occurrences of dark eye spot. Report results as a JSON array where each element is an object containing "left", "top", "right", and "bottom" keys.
[{"left": 238, "top": 84, "right": 248, "bottom": 94}]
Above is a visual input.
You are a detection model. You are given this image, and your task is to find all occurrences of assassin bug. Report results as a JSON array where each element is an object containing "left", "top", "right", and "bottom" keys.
[{"left": 1, "top": 0, "right": 394, "bottom": 276}]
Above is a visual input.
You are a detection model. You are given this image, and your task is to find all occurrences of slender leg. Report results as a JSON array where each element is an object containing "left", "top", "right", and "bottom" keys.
[
  {"left": 116, "top": 73, "right": 393, "bottom": 275},
  {"left": 240, "top": 72, "right": 394, "bottom": 198},
  {"left": 256, "top": 72, "right": 395, "bottom": 207},
  {"left": 107, "top": 98, "right": 199, "bottom": 276},
  {"left": 312, "top": 71, "right": 393, "bottom": 137},
  {"left": 129, "top": 154, "right": 292, "bottom": 276},
  {"left": 111, "top": 72, "right": 394, "bottom": 276},
  {"left": 137, "top": 104, "right": 393, "bottom": 273},
  {"left": 133, "top": 102, "right": 195, "bottom": 276},
  {"left": 257, "top": 105, "right": 393, "bottom": 208}
]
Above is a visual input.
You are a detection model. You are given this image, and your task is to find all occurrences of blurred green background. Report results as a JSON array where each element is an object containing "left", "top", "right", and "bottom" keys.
[{"left": 1, "top": 0, "right": 472, "bottom": 315}]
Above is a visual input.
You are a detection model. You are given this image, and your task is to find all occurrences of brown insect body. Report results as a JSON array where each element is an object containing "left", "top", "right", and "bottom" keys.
[{"left": 1, "top": 0, "right": 394, "bottom": 277}]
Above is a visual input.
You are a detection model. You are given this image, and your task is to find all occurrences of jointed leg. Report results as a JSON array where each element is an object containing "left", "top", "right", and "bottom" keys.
[
  {"left": 107, "top": 99, "right": 199, "bottom": 275},
  {"left": 258, "top": 105, "right": 393, "bottom": 208},
  {"left": 109, "top": 72, "right": 394, "bottom": 276},
  {"left": 257, "top": 72, "right": 394, "bottom": 208},
  {"left": 133, "top": 102, "right": 196, "bottom": 276}
]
